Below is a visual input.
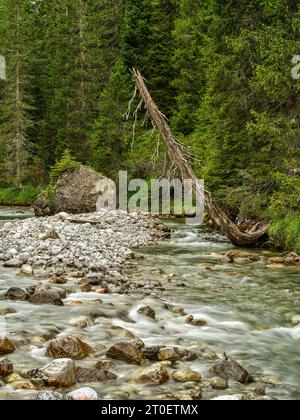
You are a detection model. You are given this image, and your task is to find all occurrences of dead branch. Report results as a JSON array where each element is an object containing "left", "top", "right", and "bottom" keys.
[{"left": 131, "top": 68, "right": 269, "bottom": 247}]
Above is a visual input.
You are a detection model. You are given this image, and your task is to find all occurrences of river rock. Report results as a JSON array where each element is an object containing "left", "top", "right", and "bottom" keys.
[
  {"left": 136, "top": 363, "right": 169, "bottom": 385},
  {"left": 210, "top": 377, "right": 229, "bottom": 390},
  {"left": 0, "top": 338, "right": 15, "bottom": 355},
  {"left": 0, "top": 308, "right": 16, "bottom": 316},
  {"left": 185, "top": 315, "right": 207, "bottom": 327},
  {"left": 24, "top": 358, "right": 76, "bottom": 387},
  {"left": 106, "top": 339, "right": 145, "bottom": 365},
  {"left": 157, "top": 346, "right": 196, "bottom": 363},
  {"left": 0, "top": 359, "right": 13, "bottom": 377},
  {"left": 291, "top": 315, "right": 300, "bottom": 325},
  {"left": 138, "top": 306, "right": 156, "bottom": 320},
  {"left": 212, "top": 395, "right": 241, "bottom": 401},
  {"left": 76, "top": 367, "right": 117, "bottom": 383},
  {"left": 34, "top": 165, "right": 109, "bottom": 216},
  {"left": 36, "top": 391, "right": 73, "bottom": 400},
  {"left": 49, "top": 276, "right": 67, "bottom": 285},
  {"left": 68, "top": 316, "right": 93, "bottom": 329},
  {"left": 5, "top": 287, "right": 29, "bottom": 301},
  {"left": 212, "top": 356, "right": 254, "bottom": 384},
  {"left": 67, "top": 387, "right": 98, "bottom": 400},
  {"left": 172, "top": 369, "right": 201, "bottom": 383},
  {"left": 110, "top": 326, "right": 135, "bottom": 339},
  {"left": 158, "top": 347, "right": 179, "bottom": 362},
  {"left": 85, "top": 272, "right": 102, "bottom": 286},
  {"left": 80, "top": 282, "right": 92, "bottom": 293},
  {"left": 46, "top": 336, "right": 94, "bottom": 360},
  {"left": 20, "top": 264, "right": 33, "bottom": 276},
  {"left": 143, "top": 346, "right": 163, "bottom": 361},
  {"left": 268, "top": 252, "right": 300, "bottom": 267},
  {"left": 3, "top": 259, "right": 23, "bottom": 268},
  {"left": 220, "top": 250, "right": 259, "bottom": 264},
  {"left": 28, "top": 286, "right": 64, "bottom": 306},
  {"left": 172, "top": 388, "right": 203, "bottom": 401}
]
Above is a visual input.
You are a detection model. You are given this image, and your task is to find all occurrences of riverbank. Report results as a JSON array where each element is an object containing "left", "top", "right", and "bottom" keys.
[
  {"left": 0, "top": 187, "right": 38, "bottom": 207},
  {"left": 0, "top": 210, "right": 170, "bottom": 292}
]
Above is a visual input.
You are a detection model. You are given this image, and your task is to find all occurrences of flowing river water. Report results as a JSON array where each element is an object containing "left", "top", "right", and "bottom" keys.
[{"left": 0, "top": 208, "right": 300, "bottom": 400}]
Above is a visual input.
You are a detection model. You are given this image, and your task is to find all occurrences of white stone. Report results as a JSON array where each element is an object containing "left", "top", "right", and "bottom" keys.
[
  {"left": 67, "top": 387, "right": 98, "bottom": 400},
  {"left": 40, "top": 358, "right": 76, "bottom": 387},
  {"left": 292, "top": 315, "right": 300, "bottom": 325},
  {"left": 20, "top": 264, "right": 33, "bottom": 276},
  {"left": 211, "top": 395, "right": 241, "bottom": 401}
]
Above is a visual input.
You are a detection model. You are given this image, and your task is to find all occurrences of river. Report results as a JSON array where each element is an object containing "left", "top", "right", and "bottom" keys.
[{"left": 0, "top": 208, "right": 299, "bottom": 400}]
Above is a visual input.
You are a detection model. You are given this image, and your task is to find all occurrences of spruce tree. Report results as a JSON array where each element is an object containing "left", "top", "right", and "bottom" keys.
[
  {"left": 0, "top": 0, "right": 36, "bottom": 187},
  {"left": 92, "top": 59, "right": 131, "bottom": 178}
]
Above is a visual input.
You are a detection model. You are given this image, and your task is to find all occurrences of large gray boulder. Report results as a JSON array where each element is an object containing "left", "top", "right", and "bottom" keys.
[{"left": 34, "top": 165, "right": 108, "bottom": 216}]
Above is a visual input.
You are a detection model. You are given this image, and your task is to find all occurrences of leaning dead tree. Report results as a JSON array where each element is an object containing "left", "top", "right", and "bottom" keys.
[{"left": 131, "top": 68, "right": 269, "bottom": 247}]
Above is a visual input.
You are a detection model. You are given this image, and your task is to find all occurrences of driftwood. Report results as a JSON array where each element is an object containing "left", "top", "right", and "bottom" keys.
[{"left": 131, "top": 68, "right": 269, "bottom": 247}]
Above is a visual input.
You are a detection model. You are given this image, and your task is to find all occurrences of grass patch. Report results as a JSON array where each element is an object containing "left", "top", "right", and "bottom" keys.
[
  {"left": 270, "top": 213, "right": 300, "bottom": 253},
  {"left": 0, "top": 185, "right": 38, "bottom": 206}
]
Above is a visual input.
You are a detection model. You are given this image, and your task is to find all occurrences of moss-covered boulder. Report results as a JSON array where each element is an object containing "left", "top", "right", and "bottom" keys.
[{"left": 34, "top": 165, "right": 108, "bottom": 216}]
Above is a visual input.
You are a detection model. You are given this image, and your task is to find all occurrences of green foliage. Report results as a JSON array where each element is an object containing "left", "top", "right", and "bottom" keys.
[
  {"left": 50, "top": 150, "right": 80, "bottom": 183},
  {"left": 0, "top": 185, "right": 38, "bottom": 206},
  {"left": 0, "top": 0, "right": 300, "bottom": 251},
  {"left": 270, "top": 214, "right": 300, "bottom": 252}
]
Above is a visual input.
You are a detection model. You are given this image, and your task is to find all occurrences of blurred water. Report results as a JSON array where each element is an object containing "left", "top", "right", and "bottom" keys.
[{"left": 0, "top": 210, "right": 299, "bottom": 400}]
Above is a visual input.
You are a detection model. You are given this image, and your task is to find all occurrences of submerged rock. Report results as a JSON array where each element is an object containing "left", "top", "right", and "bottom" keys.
[
  {"left": 0, "top": 338, "right": 15, "bottom": 355},
  {"left": 106, "top": 340, "right": 145, "bottom": 365},
  {"left": 76, "top": 367, "right": 117, "bottom": 383},
  {"left": 220, "top": 250, "right": 260, "bottom": 264},
  {"left": 138, "top": 306, "right": 156, "bottom": 320},
  {"left": 0, "top": 359, "right": 13, "bottom": 377},
  {"left": 143, "top": 346, "right": 163, "bottom": 361},
  {"left": 212, "top": 356, "right": 254, "bottom": 384},
  {"left": 185, "top": 315, "right": 207, "bottom": 327},
  {"left": 68, "top": 316, "right": 93, "bottom": 329},
  {"left": 136, "top": 363, "right": 169, "bottom": 385},
  {"left": 5, "top": 287, "right": 29, "bottom": 301},
  {"left": 0, "top": 308, "right": 17, "bottom": 316},
  {"left": 46, "top": 336, "right": 94, "bottom": 360},
  {"left": 268, "top": 252, "right": 300, "bottom": 267}
]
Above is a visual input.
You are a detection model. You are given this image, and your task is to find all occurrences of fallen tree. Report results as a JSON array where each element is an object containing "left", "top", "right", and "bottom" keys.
[{"left": 131, "top": 68, "right": 269, "bottom": 247}]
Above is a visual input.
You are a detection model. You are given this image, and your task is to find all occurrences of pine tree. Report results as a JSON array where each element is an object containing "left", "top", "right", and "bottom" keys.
[
  {"left": 0, "top": 0, "right": 34, "bottom": 187},
  {"left": 92, "top": 59, "right": 131, "bottom": 178},
  {"left": 36, "top": 0, "right": 125, "bottom": 168},
  {"left": 123, "top": 0, "right": 179, "bottom": 115},
  {"left": 172, "top": 0, "right": 208, "bottom": 136}
]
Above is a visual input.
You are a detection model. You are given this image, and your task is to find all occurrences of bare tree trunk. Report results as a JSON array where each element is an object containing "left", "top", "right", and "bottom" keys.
[{"left": 132, "top": 68, "right": 269, "bottom": 247}]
